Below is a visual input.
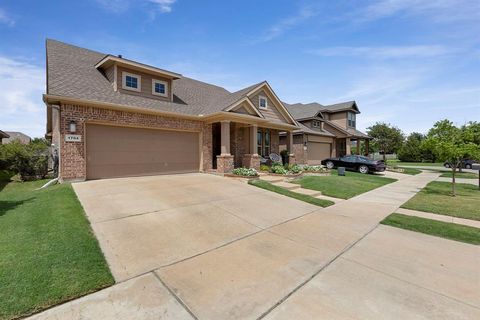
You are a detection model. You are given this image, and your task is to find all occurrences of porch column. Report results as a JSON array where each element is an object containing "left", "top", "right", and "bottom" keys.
[
  {"left": 250, "top": 124, "right": 258, "bottom": 155},
  {"left": 217, "top": 121, "right": 234, "bottom": 173},
  {"left": 346, "top": 137, "right": 351, "bottom": 155},
  {"left": 365, "top": 139, "right": 370, "bottom": 156},
  {"left": 332, "top": 139, "right": 337, "bottom": 157},
  {"left": 286, "top": 131, "right": 296, "bottom": 164},
  {"left": 242, "top": 124, "right": 260, "bottom": 170},
  {"left": 356, "top": 139, "right": 361, "bottom": 155},
  {"left": 220, "top": 120, "right": 230, "bottom": 155}
]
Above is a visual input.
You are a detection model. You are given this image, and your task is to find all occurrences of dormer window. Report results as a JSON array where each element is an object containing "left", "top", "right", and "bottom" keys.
[
  {"left": 122, "top": 72, "right": 141, "bottom": 92},
  {"left": 312, "top": 120, "right": 321, "bottom": 128},
  {"left": 259, "top": 96, "right": 268, "bottom": 109},
  {"left": 152, "top": 79, "right": 168, "bottom": 97},
  {"left": 348, "top": 112, "right": 356, "bottom": 128}
]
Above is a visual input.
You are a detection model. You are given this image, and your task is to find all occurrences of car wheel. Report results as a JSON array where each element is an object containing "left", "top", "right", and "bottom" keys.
[
  {"left": 359, "top": 165, "right": 369, "bottom": 174},
  {"left": 326, "top": 161, "right": 335, "bottom": 169},
  {"left": 466, "top": 164, "right": 472, "bottom": 169}
]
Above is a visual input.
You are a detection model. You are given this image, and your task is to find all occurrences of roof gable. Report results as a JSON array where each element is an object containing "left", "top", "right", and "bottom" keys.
[{"left": 246, "top": 82, "right": 296, "bottom": 125}]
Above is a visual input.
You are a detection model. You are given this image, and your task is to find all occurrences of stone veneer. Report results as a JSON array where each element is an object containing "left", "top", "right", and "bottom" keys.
[
  {"left": 242, "top": 154, "right": 260, "bottom": 170},
  {"left": 57, "top": 104, "right": 212, "bottom": 181},
  {"left": 216, "top": 155, "right": 234, "bottom": 173}
]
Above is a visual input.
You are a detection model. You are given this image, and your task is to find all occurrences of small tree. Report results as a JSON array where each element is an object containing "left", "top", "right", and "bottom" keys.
[
  {"left": 366, "top": 122, "right": 404, "bottom": 161},
  {"left": 425, "top": 120, "right": 480, "bottom": 196}
]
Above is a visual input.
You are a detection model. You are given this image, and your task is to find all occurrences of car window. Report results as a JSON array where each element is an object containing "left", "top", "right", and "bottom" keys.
[{"left": 342, "top": 156, "right": 355, "bottom": 162}]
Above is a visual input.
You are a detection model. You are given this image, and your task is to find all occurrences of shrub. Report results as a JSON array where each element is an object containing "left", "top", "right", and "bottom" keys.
[
  {"left": 271, "top": 165, "right": 288, "bottom": 175},
  {"left": 302, "top": 165, "right": 326, "bottom": 172},
  {"left": 232, "top": 167, "right": 258, "bottom": 177},
  {"left": 259, "top": 164, "right": 270, "bottom": 172},
  {"left": 288, "top": 164, "right": 301, "bottom": 173},
  {"left": 0, "top": 139, "right": 49, "bottom": 180}
]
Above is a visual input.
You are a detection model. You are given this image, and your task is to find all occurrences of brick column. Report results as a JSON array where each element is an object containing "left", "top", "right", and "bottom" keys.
[
  {"left": 217, "top": 120, "right": 234, "bottom": 173},
  {"left": 356, "top": 139, "right": 361, "bottom": 155},
  {"left": 250, "top": 124, "right": 258, "bottom": 155}
]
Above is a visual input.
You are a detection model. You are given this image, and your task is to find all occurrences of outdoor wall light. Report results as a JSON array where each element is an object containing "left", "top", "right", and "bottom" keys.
[{"left": 69, "top": 120, "right": 77, "bottom": 133}]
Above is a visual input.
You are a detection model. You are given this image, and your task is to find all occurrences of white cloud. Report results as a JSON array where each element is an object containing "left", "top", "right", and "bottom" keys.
[
  {"left": 95, "top": 0, "right": 177, "bottom": 14},
  {"left": 148, "top": 0, "right": 176, "bottom": 13},
  {"left": 308, "top": 45, "right": 455, "bottom": 59},
  {"left": 0, "top": 8, "right": 15, "bottom": 26},
  {"left": 255, "top": 5, "right": 318, "bottom": 43},
  {"left": 360, "top": 0, "right": 480, "bottom": 23},
  {"left": 0, "top": 56, "right": 45, "bottom": 138}
]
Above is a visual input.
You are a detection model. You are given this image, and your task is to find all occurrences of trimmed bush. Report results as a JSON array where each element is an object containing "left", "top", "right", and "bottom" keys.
[
  {"left": 0, "top": 139, "right": 49, "bottom": 180},
  {"left": 232, "top": 167, "right": 258, "bottom": 177},
  {"left": 259, "top": 164, "right": 270, "bottom": 172}
]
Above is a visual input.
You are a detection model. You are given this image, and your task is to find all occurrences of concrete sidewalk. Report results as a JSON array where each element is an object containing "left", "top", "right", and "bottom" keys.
[
  {"left": 396, "top": 207, "right": 480, "bottom": 228},
  {"left": 29, "top": 171, "right": 480, "bottom": 320}
]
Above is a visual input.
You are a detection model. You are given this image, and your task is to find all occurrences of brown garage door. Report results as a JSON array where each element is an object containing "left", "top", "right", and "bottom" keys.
[
  {"left": 307, "top": 142, "right": 331, "bottom": 165},
  {"left": 86, "top": 124, "right": 200, "bottom": 179}
]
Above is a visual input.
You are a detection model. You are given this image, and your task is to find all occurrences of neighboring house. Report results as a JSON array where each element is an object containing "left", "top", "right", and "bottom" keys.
[
  {"left": 44, "top": 40, "right": 299, "bottom": 181},
  {"left": 2, "top": 131, "right": 31, "bottom": 144},
  {"left": 0, "top": 130, "right": 10, "bottom": 144},
  {"left": 280, "top": 101, "right": 371, "bottom": 165}
]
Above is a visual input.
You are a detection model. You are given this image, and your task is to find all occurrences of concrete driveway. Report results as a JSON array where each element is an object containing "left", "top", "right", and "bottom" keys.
[{"left": 30, "top": 172, "right": 480, "bottom": 320}]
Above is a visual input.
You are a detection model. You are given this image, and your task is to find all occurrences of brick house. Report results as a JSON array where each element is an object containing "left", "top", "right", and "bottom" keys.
[
  {"left": 44, "top": 40, "right": 299, "bottom": 181},
  {"left": 44, "top": 40, "right": 371, "bottom": 181},
  {"left": 280, "top": 101, "right": 371, "bottom": 165}
]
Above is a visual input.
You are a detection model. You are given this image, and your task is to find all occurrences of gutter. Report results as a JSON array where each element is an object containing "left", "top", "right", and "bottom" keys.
[{"left": 43, "top": 94, "right": 300, "bottom": 131}]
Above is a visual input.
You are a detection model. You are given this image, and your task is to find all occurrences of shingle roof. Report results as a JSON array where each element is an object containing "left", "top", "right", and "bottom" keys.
[
  {"left": 0, "top": 130, "right": 9, "bottom": 139},
  {"left": 3, "top": 132, "right": 31, "bottom": 144},
  {"left": 322, "top": 101, "right": 359, "bottom": 113},
  {"left": 46, "top": 39, "right": 265, "bottom": 117},
  {"left": 283, "top": 102, "right": 324, "bottom": 120},
  {"left": 293, "top": 123, "right": 335, "bottom": 137}
]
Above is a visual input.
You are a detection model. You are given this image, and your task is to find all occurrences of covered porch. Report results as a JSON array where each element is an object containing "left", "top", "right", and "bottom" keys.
[
  {"left": 335, "top": 137, "right": 370, "bottom": 157},
  {"left": 209, "top": 116, "right": 297, "bottom": 173}
]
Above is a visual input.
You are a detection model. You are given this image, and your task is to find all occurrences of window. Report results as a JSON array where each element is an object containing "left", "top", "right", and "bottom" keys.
[
  {"left": 152, "top": 79, "right": 168, "bottom": 97},
  {"left": 122, "top": 72, "right": 141, "bottom": 92},
  {"left": 312, "top": 120, "right": 320, "bottom": 128},
  {"left": 257, "top": 129, "right": 271, "bottom": 156},
  {"left": 257, "top": 131, "right": 263, "bottom": 155},
  {"left": 259, "top": 96, "right": 268, "bottom": 109},
  {"left": 348, "top": 112, "right": 356, "bottom": 128}
]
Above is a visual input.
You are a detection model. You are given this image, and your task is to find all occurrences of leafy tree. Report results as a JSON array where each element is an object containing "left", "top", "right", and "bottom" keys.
[
  {"left": 424, "top": 120, "right": 480, "bottom": 196},
  {"left": 397, "top": 132, "right": 424, "bottom": 162},
  {"left": 366, "top": 122, "right": 404, "bottom": 161}
]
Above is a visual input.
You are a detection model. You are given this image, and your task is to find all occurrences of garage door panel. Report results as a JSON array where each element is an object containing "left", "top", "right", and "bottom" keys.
[
  {"left": 86, "top": 124, "right": 199, "bottom": 179},
  {"left": 307, "top": 142, "right": 331, "bottom": 165}
]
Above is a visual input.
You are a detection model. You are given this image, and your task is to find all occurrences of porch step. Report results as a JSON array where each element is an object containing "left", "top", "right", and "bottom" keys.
[
  {"left": 292, "top": 188, "right": 323, "bottom": 197},
  {"left": 259, "top": 175, "right": 284, "bottom": 183},
  {"left": 315, "top": 194, "right": 344, "bottom": 203},
  {"left": 271, "top": 181, "right": 301, "bottom": 191}
]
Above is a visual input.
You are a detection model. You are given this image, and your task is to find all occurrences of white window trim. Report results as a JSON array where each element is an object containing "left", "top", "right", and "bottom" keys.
[
  {"left": 152, "top": 79, "right": 169, "bottom": 97},
  {"left": 259, "top": 96, "right": 268, "bottom": 109},
  {"left": 122, "top": 71, "right": 141, "bottom": 92}
]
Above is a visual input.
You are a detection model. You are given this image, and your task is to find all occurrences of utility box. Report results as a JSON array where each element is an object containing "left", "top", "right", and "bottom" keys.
[{"left": 338, "top": 167, "right": 346, "bottom": 176}]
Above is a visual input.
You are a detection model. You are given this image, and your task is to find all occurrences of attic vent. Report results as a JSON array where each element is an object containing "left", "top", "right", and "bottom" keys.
[{"left": 118, "top": 54, "right": 122, "bottom": 58}]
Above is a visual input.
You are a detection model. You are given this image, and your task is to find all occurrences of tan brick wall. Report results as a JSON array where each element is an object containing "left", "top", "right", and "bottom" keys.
[{"left": 59, "top": 103, "right": 211, "bottom": 181}]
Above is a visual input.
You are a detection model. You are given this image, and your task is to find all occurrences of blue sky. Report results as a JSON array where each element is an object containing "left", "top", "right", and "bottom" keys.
[{"left": 0, "top": 0, "right": 479, "bottom": 138}]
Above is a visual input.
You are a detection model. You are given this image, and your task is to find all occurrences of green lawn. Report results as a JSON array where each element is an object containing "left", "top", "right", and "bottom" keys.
[
  {"left": 401, "top": 181, "right": 480, "bottom": 221},
  {"left": 291, "top": 170, "right": 397, "bottom": 199},
  {"left": 248, "top": 179, "right": 334, "bottom": 207},
  {"left": 440, "top": 171, "right": 479, "bottom": 179},
  {"left": 0, "top": 180, "right": 114, "bottom": 319},
  {"left": 381, "top": 213, "right": 480, "bottom": 245}
]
